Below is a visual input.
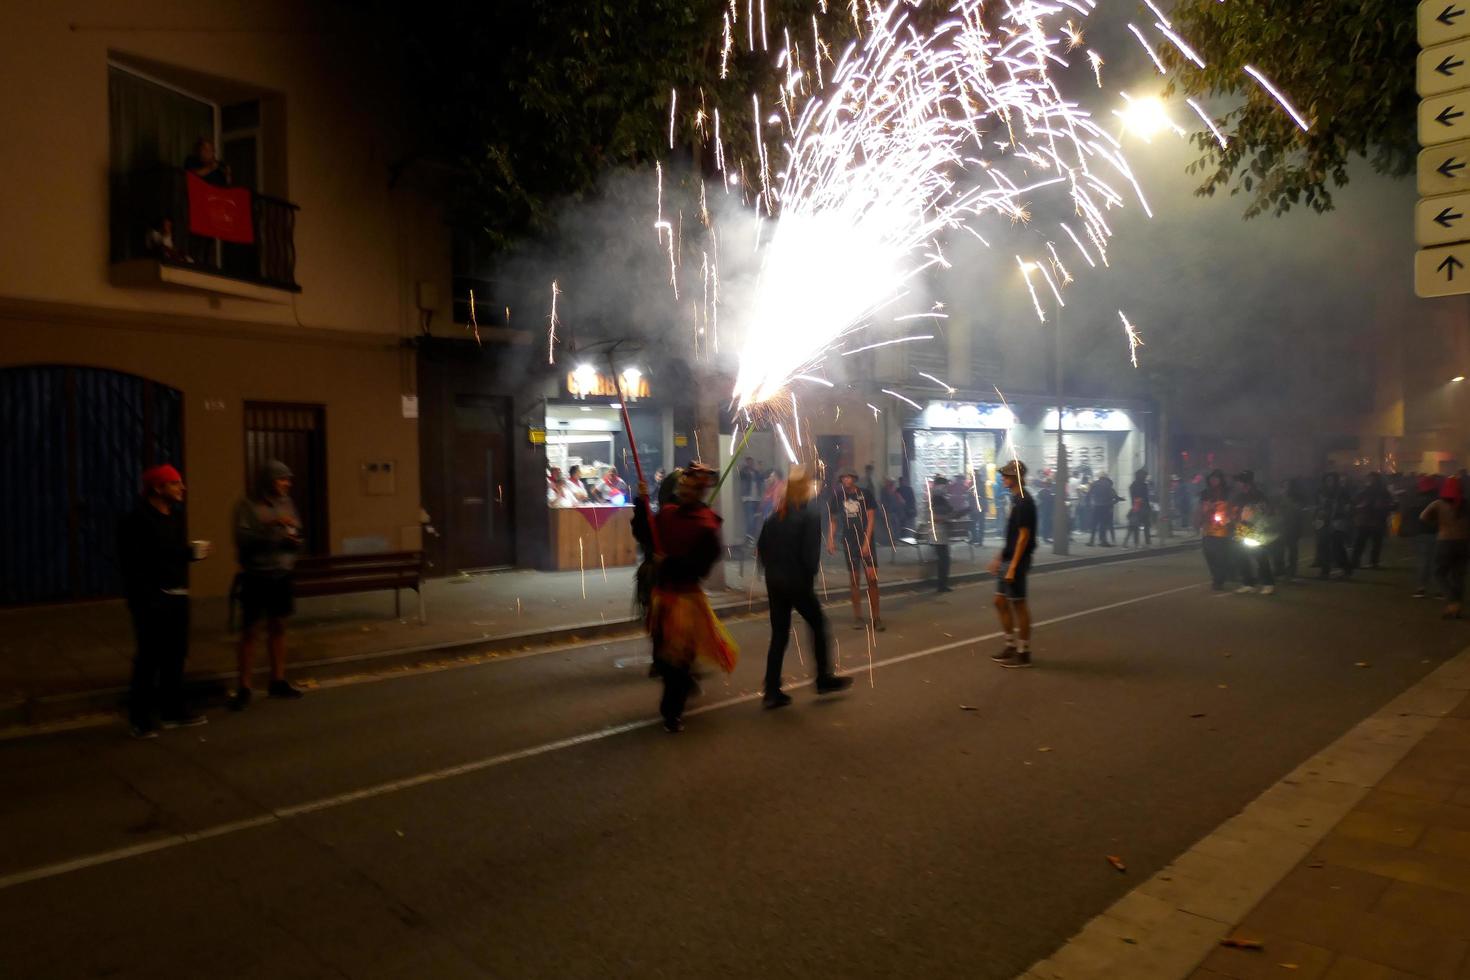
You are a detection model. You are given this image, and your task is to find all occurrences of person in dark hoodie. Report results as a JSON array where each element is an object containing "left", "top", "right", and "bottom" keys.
[
  {"left": 1350, "top": 472, "right": 1393, "bottom": 571},
  {"left": 632, "top": 469, "right": 679, "bottom": 676},
  {"left": 118, "top": 464, "right": 211, "bottom": 738},
  {"left": 1197, "top": 469, "right": 1233, "bottom": 591},
  {"left": 1313, "top": 473, "right": 1353, "bottom": 579},
  {"left": 757, "top": 465, "right": 854, "bottom": 709},
  {"left": 649, "top": 462, "right": 738, "bottom": 732},
  {"left": 231, "top": 460, "right": 305, "bottom": 709},
  {"left": 1402, "top": 474, "right": 1443, "bottom": 598}
]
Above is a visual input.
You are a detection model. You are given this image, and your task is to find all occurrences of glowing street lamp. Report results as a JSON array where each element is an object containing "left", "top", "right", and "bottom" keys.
[{"left": 620, "top": 367, "right": 643, "bottom": 401}]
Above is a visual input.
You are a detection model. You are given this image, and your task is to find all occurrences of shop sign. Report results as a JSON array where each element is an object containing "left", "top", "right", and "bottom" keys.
[
  {"left": 1042, "top": 408, "right": 1135, "bottom": 432},
  {"left": 920, "top": 401, "right": 1016, "bottom": 430},
  {"left": 566, "top": 369, "right": 651, "bottom": 400},
  {"left": 528, "top": 426, "right": 546, "bottom": 445},
  {"left": 674, "top": 434, "right": 689, "bottom": 447}
]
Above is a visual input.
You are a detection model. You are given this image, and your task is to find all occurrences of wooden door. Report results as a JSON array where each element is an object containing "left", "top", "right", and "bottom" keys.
[{"left": 450, "top": 395, "right": 514, "bottom": 570}]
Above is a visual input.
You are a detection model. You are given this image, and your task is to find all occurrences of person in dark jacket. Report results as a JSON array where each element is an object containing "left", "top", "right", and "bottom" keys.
[
  {"left": 1088, "top": 473, "right": 1120, "bottom": 546},
  {"left": 649, "top": 462, "right": 738, "bottom": 732},
  {"left": 1123, "top": 468, "right": 1151, "bottom": 547},
  {"left": 756, "top": 466, "right": 854, "bottom": 708},
  {"left": 1230, "top": 470, "right": 1275, "bottom": 595},
  {"left": 1273, "top": 478, "right": 1309, "bottom": 580},
  {"left": 1314, "top": 473, "right": 1353, "bottom": 579},
  {"left": 929, "top": 475, "right": 955, "bottom": 591},
  {"left": 118, "top": 464, "right": 211, "bottom": 738},
  {"left": 1350, "top": 472, "right": 1393, "bottom": 570},
  {"left": 231, "top": 460, "right": 305, "bottom": 709}
]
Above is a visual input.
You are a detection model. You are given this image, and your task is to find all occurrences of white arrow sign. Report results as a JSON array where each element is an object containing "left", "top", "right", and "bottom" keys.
[
  {"left": 1420, "top": 89, "right": 1470, "bottom": 145},
  {"left": 1422, "top": 0, "right": 1470, "bottom": 47},
  {"left": 1416, "top": 242, "right": 1470, "bottom": 297},
  {"left": 1420, "top": 139, "right": 1470, "bottom": 195},
  {"left": 1421, "top": 39, "right": 1470, "bottom": 96},
  {"left": 1417, "top": 191, "right": 1470, "bottom": 245}
]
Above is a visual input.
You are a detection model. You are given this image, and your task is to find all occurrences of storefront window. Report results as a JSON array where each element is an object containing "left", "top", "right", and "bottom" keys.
[{"left": 545, "top": 404, "right": 633, "bottom": 508}]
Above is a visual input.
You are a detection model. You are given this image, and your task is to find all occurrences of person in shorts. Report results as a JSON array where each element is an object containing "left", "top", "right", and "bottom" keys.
[
  {"left": 829, "top": 470, "right": 884, "bottom": 631},
  {"left": 231, "top": 460, "right": 306, "bottom": 709},
  {"left": 990, "top": 460, "right": 1037, "bottom": 668}
]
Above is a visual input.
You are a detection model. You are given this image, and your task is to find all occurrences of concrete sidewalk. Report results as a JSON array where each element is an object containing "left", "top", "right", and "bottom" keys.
[{"left": 0, "top": 532, "right": 1197, "bottom": 725}]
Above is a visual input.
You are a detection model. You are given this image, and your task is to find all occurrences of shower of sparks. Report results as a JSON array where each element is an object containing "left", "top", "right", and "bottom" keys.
[
  {"left": 669, "top": 88, "right": 678, "bottom": 148},
  {"left": 841, "top": 335, "right": 934, "bottom": 356},
  {"left": 866, "top": 403, "right": 882, "bottom": 419},
  {"left": 1017, "top": 258, "right": 1047, "bottom": 323},
  {"left": 793, "top": 373, "right": 835, "bottom": 387},
  {"left": 918, "top": 371, "right": 956, "bottom": 394},
  {"left": 1119, "top": 310, "right": 1144, "bottom": 368},
  {"left": 1087, "top": 50, "right": 1104, "bottom": 88},
  {"left": 547, "top": 280, "right": 560, "bottom": 365},
  {"left": 791, "top": 391, "right": 802, "bottom": 446},
  {"left": 1186, "top": 98, "right": 1229, "bottom": 148},
  {"left": 1153, "top": 22, "right": 1205, "bottom": 69},
  {"left": 991, "top": 384, "right": 1025, "bottom": 499},
  {"left": 881, "top": 388, "right": 922, "bottom": 411},
  {"left": 1126, "top": 24, "right": 1167, "bottom": 74},
  {"left": 776, "top": 422, "right": 798, "bottom": 463},
  {"left": 1143, "top": 0, "right": 1171, "bottom": 28},
  {"left": 722, "top": 0, "right": 1159, "bottom": 410},
  {"left": 1243, "top": 65, "right": 1311, "bottom": 132}
]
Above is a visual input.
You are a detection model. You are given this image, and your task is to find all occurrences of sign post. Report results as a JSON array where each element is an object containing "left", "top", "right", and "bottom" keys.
[{"left": 1418, "top": 0, "right": 1470, "bottom": 297}]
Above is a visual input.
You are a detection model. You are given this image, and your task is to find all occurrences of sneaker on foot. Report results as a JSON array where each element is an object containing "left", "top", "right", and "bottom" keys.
[
  {"left": 160, "top": 713, "right": 208, "bottom": 729},
  {"left": 999, "top": 651, "right": 1033, "bottom": 669},
  {"left": 873, "top": 619, "right": 886, "bottom": 632},
  {"left": 129, "top": 723, "right": 159, "bottom": 740},
  {"left": 937, "top": 585, "right": 954, "bottom": 593},
  {"left": 663, "top": 716, "right": 684, "bottom": 733},
  {"left": 852, "top": 619, "right": 867, "bottom": 631},
  {"left": 991, "top": 645, "right": 1017, "bottom": 662},
  {"left": 228, "top": 688, "right": 252, "bottom": 711},
  {"left": 1260, "top": 585, "right": 1276, "bottom": 596},
  {"left": 1413, "top": 589, "right": 1427, "bottom": 598},
  {"left": 816, "top": 675, "right": 855, "bottom": 695},
  {"left": 268, "top": 680, "right": 305, "bottom": 700},
  {"left": 1234, "top": 586, "right": 1257, "bottom": 594},
  {"left": 763, "top": 691, "right": 793, "bottom": 710}
]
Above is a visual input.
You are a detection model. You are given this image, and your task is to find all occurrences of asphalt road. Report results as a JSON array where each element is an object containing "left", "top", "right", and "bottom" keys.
[{"left": 2, "top": 548, "right": 1465, "bottom": 979}]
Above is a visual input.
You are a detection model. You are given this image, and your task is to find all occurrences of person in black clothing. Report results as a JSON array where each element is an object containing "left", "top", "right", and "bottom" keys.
[
  {"left": 1037, "top": 478, "right": 1055, "bottom": 543},
  {"left": 757, "top": 466, "right": 854, "bottom": 708},
  {"left": 929, "top": 475, "right": 955, "bottom": 592},
  {"left": 118, "top": 464, "right": 211, "bottom": 738},
  {"left": 1314, "top": 473, "right": 1353, "bottom": 578},
  {"left": 1350, "top": 472, "right": 1393, "bottom": 570},
  {"left": 897, "top": 476, "right": 918, "bottom": 534},
  {"left": 1273, "top": 478, "right": 1309, "bottom": 580},
  {"left": 1123, "top": 468, "right": 1152, "bottom": 547},
  {"left": 990, "top": 461, "right": 1037, "bottom": 668},
  {"left": 1088, "top": 473, "right": 1120, "bottom": 546}
]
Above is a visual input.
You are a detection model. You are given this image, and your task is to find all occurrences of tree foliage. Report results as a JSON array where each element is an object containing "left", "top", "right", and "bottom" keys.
[
  {"left": 383, "top": 0, "right": 854, "bottom": 251},
  {"left": 1162, "top": 0, "right": 1417, "bottom": 218}
]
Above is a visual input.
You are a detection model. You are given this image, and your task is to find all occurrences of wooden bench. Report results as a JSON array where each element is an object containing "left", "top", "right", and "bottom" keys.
[{"left": 229, "top": 551, "right": 426, "bottom": 631}]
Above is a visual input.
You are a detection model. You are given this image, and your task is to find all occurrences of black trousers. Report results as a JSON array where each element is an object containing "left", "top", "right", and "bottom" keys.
[
  {"left": 1089, "top": 506, "right": 1114, "bottom": 544},
  {"left": 1351, "top": 527, "right": 1386, "bottom": 569},
  {"left": 128, "top": 594, "right": 190, "bottom": 726},
  {"left": 659, "top": 662, "right": 694, "bottom": 723},
  {"left": 1316, "top": 529, "right": 1351, "bottom": 576},
  {"left": 1437, "top": 539, "right": 1469, "bottom": 604},
  {"left": 1202, "top": 536, "right": 1233, "bottom": 589},
  {"left": 764, "top": 586, "right": 833, "bottom": 694},
  {"left": 934, "top": 543, "right": 951, "bottom": 589},
  {"left": 1237, "top": 542, "right": 1275, "bottom": 587},
  {"left": 1273, "top": 534, "right": 1299, "bottom": 578}
]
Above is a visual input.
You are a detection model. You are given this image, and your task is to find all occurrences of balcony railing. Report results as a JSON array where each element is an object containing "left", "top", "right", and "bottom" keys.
[{"left": 111, "top": 166, "right": 300, "bottom": 293}]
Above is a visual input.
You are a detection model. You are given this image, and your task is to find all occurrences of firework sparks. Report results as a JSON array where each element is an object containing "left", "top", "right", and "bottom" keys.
[
  {"left": 1119, "top": 310, "right": 1144, "bottom": 368},
  {"left": 841, "top": 335, "right": 934, "bottom": 356},
  {"left": 547, "top": 280, "right": 560, "bottom": 365},
  {"left": 1243, "top": 65, "right": 1311, "bottom": 132},
  {"left": 1126, "top": 23, "right": 1167, "bottom": 75},
  {"left": 776, "top": 422, "right": 798, "bottom": 463},
  {"left": 881, "top": 388, "right": 922, "bottom": 411},
  {"left": 1154, "top": 22, "right": 1205, "bottom": 69},
  {"left": 467, "top": 287, "right": 480, "bottom": 345},
  {"left": 668, "top": 88, "right": 678, "bottom": 148},
  {"left": 918, "top": 371, "right": 956, "bottom": 394}
]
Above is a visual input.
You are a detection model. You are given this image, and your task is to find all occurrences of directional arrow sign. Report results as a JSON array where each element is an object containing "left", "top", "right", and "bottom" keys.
[
  {"left": 1420, "top": 139, "right": 1470, "bottom": 194},
  {"left": 1422, "top": 0, "right": 1470, "bottom": 47},
  {"left": 1419, "top": 90, "right": 1470, "bottom": 145},
  {"left": 1420, "top": 39, "right": 1470, "bottom": 96},
  {"left": 1416, "top": 243, "right": 1470, "bottom": 297},
  {"left": 1417, "top": 191, "right": 1470, "bottom": 244}
]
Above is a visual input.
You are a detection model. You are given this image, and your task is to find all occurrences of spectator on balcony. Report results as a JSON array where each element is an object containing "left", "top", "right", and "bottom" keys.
[
  {"left": 144, "top": 218, "right": 187, "bottom": 264},
  {"left": 185, "top": 137, "right": 231, "bottom": 186}
]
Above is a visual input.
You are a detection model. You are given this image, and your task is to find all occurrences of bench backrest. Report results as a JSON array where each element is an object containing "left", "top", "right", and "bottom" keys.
[{"left": 293, "top": 551, "right": 424, "bottom": 582}]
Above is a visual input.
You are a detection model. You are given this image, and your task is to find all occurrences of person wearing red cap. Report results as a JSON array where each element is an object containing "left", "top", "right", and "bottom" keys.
[{"left": 117, "top": 464, "right": 211, "bottom": 738}]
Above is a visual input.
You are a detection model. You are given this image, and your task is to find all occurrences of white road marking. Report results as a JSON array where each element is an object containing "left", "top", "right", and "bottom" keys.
[{"left": 0, "top": 580, "right": 1200, "bottom": 892}]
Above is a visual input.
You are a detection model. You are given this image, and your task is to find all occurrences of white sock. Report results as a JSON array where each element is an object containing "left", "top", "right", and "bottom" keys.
[
  {"left": 1004, "top": 632, "right": 1015, "bottom": 647},
  {"left": 1017, "top": 638, "right": 1029, "bottom": 653}
]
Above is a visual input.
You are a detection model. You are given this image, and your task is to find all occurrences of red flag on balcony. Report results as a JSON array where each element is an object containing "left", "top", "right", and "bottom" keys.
[{"left": 185, "top": 173, "right": 255, "bottom": 244}]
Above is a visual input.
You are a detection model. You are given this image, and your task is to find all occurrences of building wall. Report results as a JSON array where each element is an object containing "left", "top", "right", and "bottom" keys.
[
  {"left": 0, "top": 2, "right": 450, "bottom": 338},
  {"left": 0, "top": 2, "right": 447, "bottom": 601},
  {"left": 0, "top": 304, "right": 421, "bottom": 597}
]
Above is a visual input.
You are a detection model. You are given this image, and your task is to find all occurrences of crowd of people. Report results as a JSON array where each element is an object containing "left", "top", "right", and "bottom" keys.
[{"left": 546, "top": 464, "right": 631, "bottom": 507}]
